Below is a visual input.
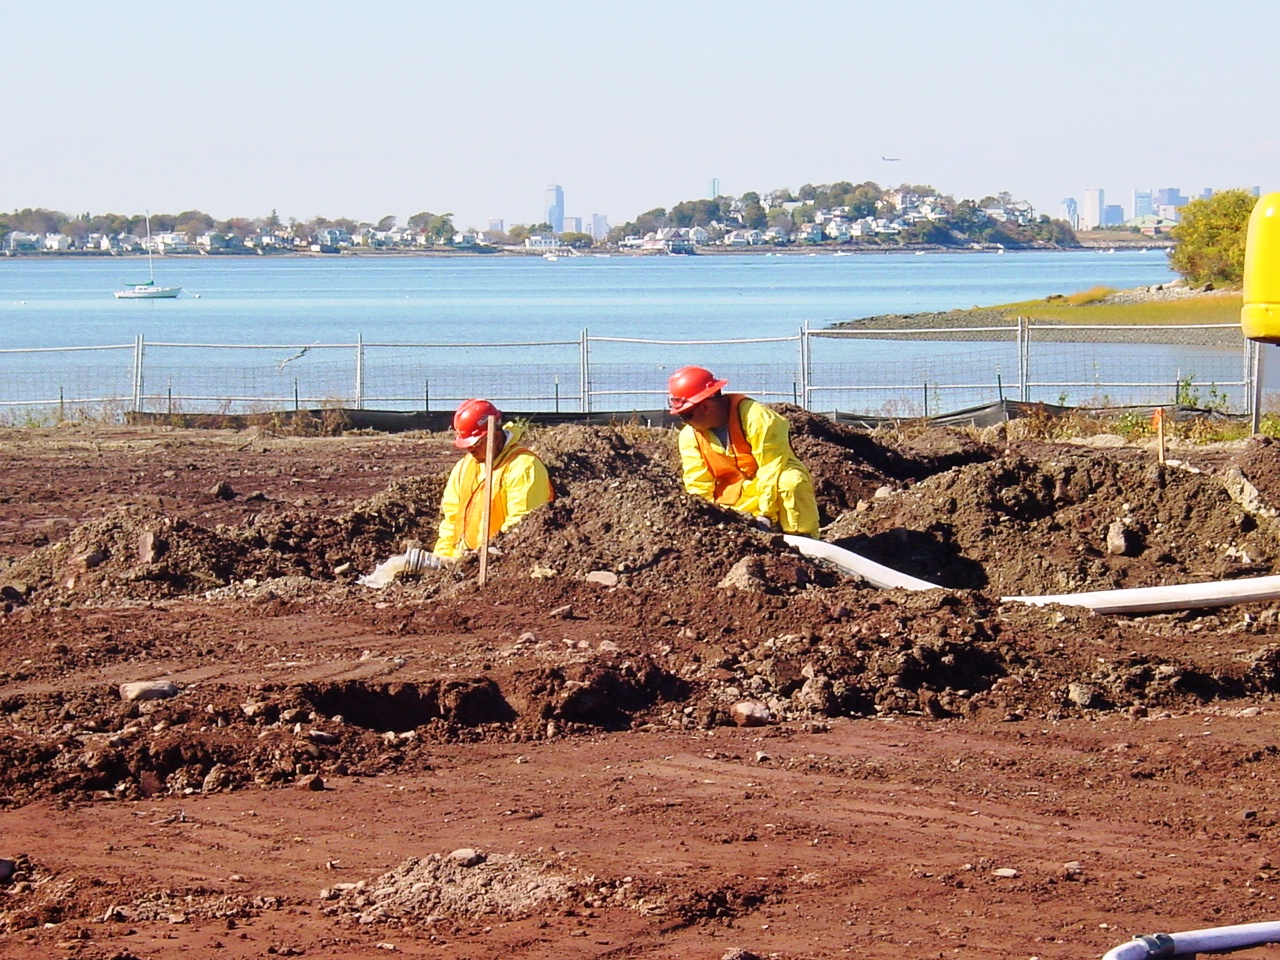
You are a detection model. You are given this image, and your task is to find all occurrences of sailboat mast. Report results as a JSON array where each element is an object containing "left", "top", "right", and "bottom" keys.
[{"left": 145, "top": 213, "right": 155, "bottom": 282}]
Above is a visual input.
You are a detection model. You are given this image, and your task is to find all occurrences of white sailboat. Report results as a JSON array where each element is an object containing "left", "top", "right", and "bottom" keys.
[{"left": 115, "top": 214, "right": 182, "bottom": 299}]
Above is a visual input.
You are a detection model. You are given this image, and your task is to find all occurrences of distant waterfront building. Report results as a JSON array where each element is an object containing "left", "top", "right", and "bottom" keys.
[
  {"left": 1103, "top": 204, "right": 1125, "bottom": 227},
  {"left": 545, "top": 184, "right": 565, "bottom": 233},
  {"left": 710, "top": 177, "right": 720, "bottom": 198},
  {"left": 563, "top": 216, "right": 582, "bottom": 234},
  {"left": 591, "top": 213, "right": 609, "bottom": 240},
  {"left": 487, "top": 218, "right": 504, "bottom": 233},
  {"left": 1081, "top": 189, "right": 1104, "bottom": 230},
  {"left": 524, "top": 234, "right": 561, "bottom": 250},
  {"left": 1132, "top": 190, "right": 1153, "bottom": 219},
  {"left": 1059, "top": 198, "right": 1078, "bottom": 229}
]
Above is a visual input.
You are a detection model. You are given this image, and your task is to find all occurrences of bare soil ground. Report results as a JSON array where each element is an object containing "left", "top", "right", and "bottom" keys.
[{"left": 3, "top": 416, "right": 1280, "bottom": 960}]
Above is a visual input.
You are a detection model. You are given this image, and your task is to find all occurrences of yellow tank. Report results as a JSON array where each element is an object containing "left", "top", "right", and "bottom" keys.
[{"left": 1242, "top": 192, "right": 1280, "bottom": 343}]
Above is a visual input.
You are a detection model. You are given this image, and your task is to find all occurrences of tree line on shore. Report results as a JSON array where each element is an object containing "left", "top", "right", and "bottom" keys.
[
  {"left": 1, "top": 184, "right": 1261, "bottom": 286},
  {"left": 2, "top": 180, "right": 1073, "bottom": 251}
]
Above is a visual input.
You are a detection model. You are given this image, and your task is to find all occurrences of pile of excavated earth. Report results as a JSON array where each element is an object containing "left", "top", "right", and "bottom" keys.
[{"left": 3, "top": 413, "right": 1280, "bottom": 959}]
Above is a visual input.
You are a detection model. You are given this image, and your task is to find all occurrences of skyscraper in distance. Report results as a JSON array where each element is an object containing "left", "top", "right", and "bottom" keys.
[
  {"left": 545, "top": 184, "right": 565, "bottom": 234},
  {"left": 1081, "top": 189, "right": 1104, "bottom": 230},
  {"left": 1059, "top": 198, "right": 1078, "bottom": 230}
]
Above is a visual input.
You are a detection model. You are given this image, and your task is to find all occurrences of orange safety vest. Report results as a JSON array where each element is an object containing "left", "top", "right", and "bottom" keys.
[
  {"left": 692, "top": 394, "right": 758, "bottom": 505},
  {"left": 457, "top": 442, "right": 552, "bottom": 549}
]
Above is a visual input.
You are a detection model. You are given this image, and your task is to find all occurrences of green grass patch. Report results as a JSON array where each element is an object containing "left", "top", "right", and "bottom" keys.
[{"left": 972, "top": 289, "right": 1242, "bottom": 326}]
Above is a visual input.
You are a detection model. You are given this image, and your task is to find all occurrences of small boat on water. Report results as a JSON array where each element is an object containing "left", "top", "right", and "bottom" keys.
[
  {"left": 115, "top": 214, "right": 182, "bottom": 299},
  {"left": 115, "top": 280, "right": 182, "bottom": 300}
]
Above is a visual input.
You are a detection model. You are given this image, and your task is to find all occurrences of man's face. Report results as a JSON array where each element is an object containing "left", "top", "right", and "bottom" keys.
[
  {"left": 463, "top": 430, "right": 504, "bottom": 460},
  {"left": 679, "top": 393, "right": 729, "bottom": 431}
]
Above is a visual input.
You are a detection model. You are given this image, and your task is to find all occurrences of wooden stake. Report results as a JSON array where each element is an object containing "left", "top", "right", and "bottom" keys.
[
  {"left": 477, "top": 414, "right": 497, "bottom": 586},
  {"left": 1154, "top": 408, "right": 1166, "bottom": 464}
]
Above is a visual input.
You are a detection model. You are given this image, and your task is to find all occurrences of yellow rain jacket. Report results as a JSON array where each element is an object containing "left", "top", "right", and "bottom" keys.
[
  {"left": 432, "top": 423, "right": 553, "bottom": 559},
  {"left": 677, "top": 395, "right": 819, "bottom": 536}
]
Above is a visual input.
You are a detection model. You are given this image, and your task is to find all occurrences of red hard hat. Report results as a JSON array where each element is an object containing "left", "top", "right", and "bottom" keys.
[
  {"left": 668, "top": 366, "right": 728, "bottom": 415},
  {"left": 452, "top": 398, "right": 502, "bottom": 448}
]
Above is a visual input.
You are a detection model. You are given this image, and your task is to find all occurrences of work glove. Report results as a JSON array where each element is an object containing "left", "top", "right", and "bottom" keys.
[{"left": 753, "top": 516, "right": 776, "bottom": 532}]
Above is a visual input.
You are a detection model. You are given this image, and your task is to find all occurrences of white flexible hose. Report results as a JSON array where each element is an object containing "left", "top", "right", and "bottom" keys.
[
  {"left": 1101, "top": 920, "right": 1280, "bottom": 959},
  {"left": 782, "top": 535, "right": 1280, "bottom": 614}
]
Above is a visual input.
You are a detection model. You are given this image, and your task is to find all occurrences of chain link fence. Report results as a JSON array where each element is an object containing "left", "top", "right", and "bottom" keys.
[{"left": 0, "top": 321, "right": 1258, "bottom": 422}]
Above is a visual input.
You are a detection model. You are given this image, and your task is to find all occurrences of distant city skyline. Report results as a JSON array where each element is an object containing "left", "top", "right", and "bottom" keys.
[
  {"left": 1062, "top": 184, "right": 1259, "bottom": 230},
  {"left": 2, "top": 2, "right": 1274, "bottom": 232}
]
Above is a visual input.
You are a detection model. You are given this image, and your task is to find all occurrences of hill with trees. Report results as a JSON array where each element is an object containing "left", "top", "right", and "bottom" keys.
[{"left": 608, "top": 181, "right": 1078, "bottom": 250}]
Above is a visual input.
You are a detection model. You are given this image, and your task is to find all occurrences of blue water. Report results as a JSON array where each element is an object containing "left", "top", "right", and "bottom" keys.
[
  {"left": 0, "top": 249, "right": 1178, "bottom": 348},
  {"left": 4, "top": 249, "right": 1232, "bottom": 416}
]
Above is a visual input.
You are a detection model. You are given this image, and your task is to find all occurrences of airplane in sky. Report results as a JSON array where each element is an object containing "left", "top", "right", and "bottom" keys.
[{"left": 882, "top": 156, "right": 901, "bottom": 161}]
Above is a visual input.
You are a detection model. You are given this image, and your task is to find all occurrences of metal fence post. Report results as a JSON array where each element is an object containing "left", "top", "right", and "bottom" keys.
[
  {"left": 354, "top": 334, "right": 365, "bottom": 410},
  {"left": 131, "top": 334, "right": 145, "bottom": 413},
  {"left": 1250, "top": 340, "right": 1264, "bottom": 433},
  {"left": 1017, "top": 316, "right": 1029, "bottom": 402},
  {"left": 799, "top": 322, "right": 810, "bottom": 410},
  {"left": 580, "top": 328, "right": 591, "bottom": 413}
]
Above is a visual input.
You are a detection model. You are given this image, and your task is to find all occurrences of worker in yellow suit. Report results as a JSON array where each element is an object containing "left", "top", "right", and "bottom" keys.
[
  {"left": 667, "top": 366, "right": 819, "bottom": 537},
  {"left": 432, "top": 399, "right": 553, "bottom": 560}
]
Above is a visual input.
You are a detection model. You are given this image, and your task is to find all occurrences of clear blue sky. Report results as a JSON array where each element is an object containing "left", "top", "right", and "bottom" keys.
[{"left": 3, "top": 0, "right": 1275, "bottom": 231}]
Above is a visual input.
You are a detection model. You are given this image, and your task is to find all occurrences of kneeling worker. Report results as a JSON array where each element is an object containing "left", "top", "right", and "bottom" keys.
[
  {"left": 433, "top": 399, "right": 553, "bottom": 560},
  {"left": 667, "top": 366, "right": 819, "bottom": 537}
]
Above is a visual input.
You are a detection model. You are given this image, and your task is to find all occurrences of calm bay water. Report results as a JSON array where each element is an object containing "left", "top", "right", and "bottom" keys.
[
  {"left": 0, "top": 249, "right": 1178, "bottom": 348},
  {"left": 4, "top": 249, "right": 1234, "bottom": 415}
]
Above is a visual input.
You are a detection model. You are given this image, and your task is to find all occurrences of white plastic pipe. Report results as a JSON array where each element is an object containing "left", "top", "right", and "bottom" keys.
[
  {"left": 781, "top": 535, "right": 938, "bottom": 590},
  {"left": 782, "top": 535, "right": 1280, "bottom": 614},
  {"left": 1100, "top": 919, "right": 1280, "bottom": 959},
  {"left": 1008, "top": 575, "right": 1280, "bottom": 614}
]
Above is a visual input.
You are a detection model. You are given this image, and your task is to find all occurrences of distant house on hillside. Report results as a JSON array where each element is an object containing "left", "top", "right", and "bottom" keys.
[
  {"left": 314, "top": 227, "right": 351, "bottom": 248},
  {"left": 5, "top": 232, "right": 41, "bottom": 252},
  {"left": 796, "top": 223, "right": 825, "bottom": 244},
  {"left": 152, "top": 232, "right": 193, "bottom": 254}
]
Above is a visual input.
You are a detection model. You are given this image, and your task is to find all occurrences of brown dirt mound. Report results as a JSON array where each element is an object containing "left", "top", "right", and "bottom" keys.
[
  {"left": 8, "top": 421, "right": 1280, "bottom": 959},
  {"left": 826, "top": 442, "right": 1280, "bottom": 596}
]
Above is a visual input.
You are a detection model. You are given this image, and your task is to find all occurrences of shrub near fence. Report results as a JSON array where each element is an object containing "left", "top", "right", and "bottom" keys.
[{"left": 0, "top": 322, "right": 1260, "bottom": 422}]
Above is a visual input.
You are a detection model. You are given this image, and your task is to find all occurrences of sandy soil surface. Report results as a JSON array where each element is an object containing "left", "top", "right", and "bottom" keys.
[{"left": 3, "top": 416, "right": 1280, "bottom": 960}]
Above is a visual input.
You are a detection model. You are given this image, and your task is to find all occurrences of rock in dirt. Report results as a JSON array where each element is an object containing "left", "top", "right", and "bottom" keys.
[
  {"left": 202, "top": 764, "right": 234, "bottom": 794},
  {"left": 76, "top": 548, "right": 108, "bottom": 570},
  {"left": 1105, "top": 520, "right": 1137, "bottom": 556},
  {"left": 449, "top": 847, "right": 485, "bottom": 867},
  {"left": 730, "top": 700, "right": 771, "bottom": 727},
  {"left": 209, "top": 480, "right": 236, "bottom": 500},
  {"left": 119, "top": 680, "right": 180, "bottom": 702},
  {"left": 718, "top": 557, "right": 767, "bottom": 592},
  {"left": 137, "top": 530, "right": 167, "bottom": 563}
]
